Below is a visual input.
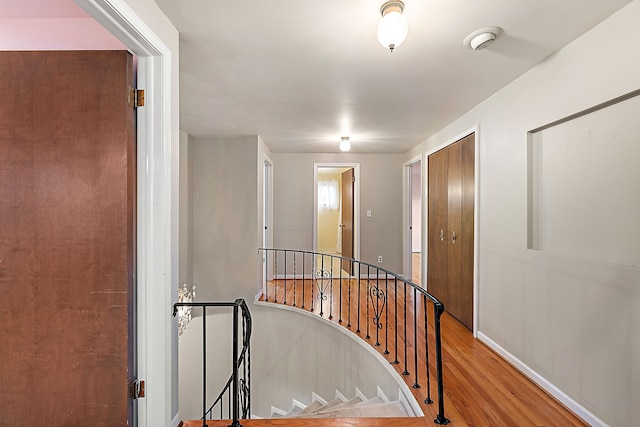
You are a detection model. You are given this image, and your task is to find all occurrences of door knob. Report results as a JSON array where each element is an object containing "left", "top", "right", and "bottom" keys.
[{"left": 451, "top": 231, "right": 457, "bottom": 244}]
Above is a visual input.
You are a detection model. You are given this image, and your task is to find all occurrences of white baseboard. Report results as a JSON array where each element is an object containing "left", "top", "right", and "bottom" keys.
[{"left": 477, "top": 331, "right": 608, "bottom": 427}]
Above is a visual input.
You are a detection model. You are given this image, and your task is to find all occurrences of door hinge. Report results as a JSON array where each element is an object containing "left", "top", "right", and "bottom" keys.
[
  {"left": 129, "top": 88, "right": 145, "bottom": 107},
  {"left": 130, "top": 379, "right": 145, "bottom": 399},
  {"left": 352, "top": 176, "right": 355, "bottom": 183}
]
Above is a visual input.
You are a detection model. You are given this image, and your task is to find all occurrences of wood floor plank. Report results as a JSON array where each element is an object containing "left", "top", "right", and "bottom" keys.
[{"left": 255, "top": 279, "right": 588, "bottom": 426}]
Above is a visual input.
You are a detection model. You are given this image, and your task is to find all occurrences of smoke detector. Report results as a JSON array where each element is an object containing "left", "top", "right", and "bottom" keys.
[{"left": 463, "top": 26, "right": 502, "bottom": 50}]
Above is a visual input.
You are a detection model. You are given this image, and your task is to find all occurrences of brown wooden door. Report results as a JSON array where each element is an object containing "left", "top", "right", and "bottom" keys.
[
  {"left": 427, "top": 148, "right": 449, "bottom": 309},
  {"left": 427, "top": 134, "right": 474, "bottom": 330},
  {"left": 0, "top": 51, "right": 135, "bottom": 425},
  {"left": 341, "top": 168, "right": 354, "bottom": 274}
]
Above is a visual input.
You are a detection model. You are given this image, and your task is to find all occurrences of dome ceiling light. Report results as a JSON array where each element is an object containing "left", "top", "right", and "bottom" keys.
[
  {"left": 340, "top": 136, "right": 351, "bottom": 152},
  {"left": 377, "top": 1, "right": 408, "bottom": 52},
  {"left": 463, "top": 26, "right": 503, "bottom": 51}
]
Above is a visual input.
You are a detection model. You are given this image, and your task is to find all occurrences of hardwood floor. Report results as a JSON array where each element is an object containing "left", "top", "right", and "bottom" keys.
[
  {"left": 254, "top": 279, "right": 587, "bottom": 427},
  {"left": 412, "top": 252, "right": 421, "bottom": 285}
]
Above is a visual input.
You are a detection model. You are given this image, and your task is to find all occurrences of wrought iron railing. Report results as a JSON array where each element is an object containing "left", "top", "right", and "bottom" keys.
[
  {"left": 173, "top": 299, "right": 252, "bottom": 427},
  {"left": 257, "top": 248, "right": 449, "bottom": 425}
]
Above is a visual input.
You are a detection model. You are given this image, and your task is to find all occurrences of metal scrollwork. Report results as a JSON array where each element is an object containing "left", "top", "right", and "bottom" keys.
[
  {"left": 314, "top": 268, "right": 332, "bottom": 317},
  {"left": 239, "top": 378, "right": 250, "bottom": 419},
  {"left": 314, "top": 269, "right": 332, "bottom": 302},
  {"left": 368, "top": 283, "right": 387, "bottom": 329}
]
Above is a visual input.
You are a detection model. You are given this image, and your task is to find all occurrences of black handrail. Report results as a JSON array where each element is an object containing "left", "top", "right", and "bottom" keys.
[
  {"left": 258, "top": 248, "right": 450, "bottom": 425},
  {"left": 173, "top": 299, "right": 252, "bottom": 427}
]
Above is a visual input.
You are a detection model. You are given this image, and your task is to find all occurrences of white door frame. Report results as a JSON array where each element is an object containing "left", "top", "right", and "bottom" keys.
[
  {"left": 75, "top": 0, "right": 177, "bottom": 424},
  {"left": 262, "top": 155, "right": 274, "bottom": 288},
  {"left": 403, "top": 155, "right": 423, "bottom": 285},
  {"left": 313, "top": 163, "right": 361, "bottom": 261}
]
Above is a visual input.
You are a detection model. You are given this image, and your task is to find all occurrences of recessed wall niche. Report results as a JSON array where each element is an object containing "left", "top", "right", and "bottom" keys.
[{"left": 527, "top": 90, "right": 640, "bottom": 268}]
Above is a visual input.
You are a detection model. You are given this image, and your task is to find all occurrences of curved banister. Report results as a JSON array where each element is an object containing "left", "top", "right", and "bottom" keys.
[{"left": 258, "top": 248, "right": 449, "bottom": 425}]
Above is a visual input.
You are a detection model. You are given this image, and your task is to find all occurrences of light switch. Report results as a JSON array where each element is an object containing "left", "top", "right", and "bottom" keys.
[{"left": 367, "top": 210, "right": 372, "bottom": 217}]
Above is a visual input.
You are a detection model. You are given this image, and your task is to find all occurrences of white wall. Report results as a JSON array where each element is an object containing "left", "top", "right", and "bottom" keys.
[
  {"left": 191, "top": 136, "right": 261, "bottom": 303},
  {"left": 409, "top": 1, "right": 640, "bottom": 425},
  {"left": 248, "top": 305, "right": 412, "bottom": 417},
  {"left": 179, "top": 131, "right": 194, "bottom": 286},
  {"left": 273, "top": 153, "right": 405, "bottom": 271}
]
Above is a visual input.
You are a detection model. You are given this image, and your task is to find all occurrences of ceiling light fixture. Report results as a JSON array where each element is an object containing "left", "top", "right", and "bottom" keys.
[
  {"left": 340, "top": 136, "right": 351, "bottom": 152},
  {"left": 377, "top": 1, "right": 408, "bottom": 52},
  {"left": 463, "top": 26, "right": 502, "bottom": 51}
]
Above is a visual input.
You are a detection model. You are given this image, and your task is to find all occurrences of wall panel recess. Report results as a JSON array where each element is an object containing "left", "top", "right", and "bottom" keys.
[{"left": 528, "top": 90, "right": 640, "bottom": 267}]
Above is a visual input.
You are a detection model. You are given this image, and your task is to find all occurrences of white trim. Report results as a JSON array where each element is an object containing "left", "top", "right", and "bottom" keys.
[
  {"left": 73, "top": 1, "right": 177, "bottom": 425},
  {"left": 254, "top": 300, "right": 424, "bottom": 417},
  {"left": 424, "top": 124, "right": 480, "bottom": 338},
  {"left": 313, "top": 163, "right": 361, "bottom": 261},
  {"left": 477, "top": 332, "right": 608, "bottom": 427}
]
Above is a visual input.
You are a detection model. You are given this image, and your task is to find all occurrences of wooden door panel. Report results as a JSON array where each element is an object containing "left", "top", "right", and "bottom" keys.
[
  {"left": 0, "top": 51, "right": 134, "bottom": 425},
  {"left": 447, "top": 140, "right": 462, "bottom": 320},
  {"left": 341, "top": 168, "right": 354, "bottom": 275},
  {"left": 427, "top": 148, "right": 448, "bottom": 307}
]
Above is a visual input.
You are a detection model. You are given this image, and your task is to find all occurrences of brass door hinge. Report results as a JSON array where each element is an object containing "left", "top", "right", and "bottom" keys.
[
  {"left": 129, "top": 88, "right": 145, "bottom": 107},
  {"left": 130, "top": 379, "right": 145, "bottom": 399}
]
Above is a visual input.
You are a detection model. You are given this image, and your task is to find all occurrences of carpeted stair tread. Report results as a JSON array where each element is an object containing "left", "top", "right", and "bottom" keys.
[
  {"left": 299, "top": 401, "right": 409, "bottom": 418},
  {"left": 352, "top": 396, "right": 384, "bottom": 407},
  {"left": 315, "top": 397, "right": 362, "bottom": 413},
  {"left": 293, "top": 400, "right": 323, "bottom": 416},
  {"left": 284, "top": 404, "right": 305, "bottom": 417},
  {"left": 312, "top": 397, "right": 343, "bottom": 412}
]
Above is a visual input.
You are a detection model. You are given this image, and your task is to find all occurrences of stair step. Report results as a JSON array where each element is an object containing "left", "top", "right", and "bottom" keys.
[
  {"left": 294, "top": 400, "right": 323, "bottom": 416},
  {"left": 315, "top": 397, "right": 362, "bottom": 413},
  {"left": 302, "top": 401, "right": 409, "bottom": 418},
  {"left": 313, "top": 397, "right": 343, "bottom": 413},
  {"left": 353, "top": 396, "right": 383, "bottom": 407}
]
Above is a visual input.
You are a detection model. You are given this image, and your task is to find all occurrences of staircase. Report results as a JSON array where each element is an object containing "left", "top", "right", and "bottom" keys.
[{"left": 260, "top": 387, "right": 415, "bottom": 420}]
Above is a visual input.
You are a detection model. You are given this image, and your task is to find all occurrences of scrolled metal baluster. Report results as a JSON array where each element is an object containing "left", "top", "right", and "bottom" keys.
[
  {"left": 403, "top": 284, "right": 409, "bottom": 376},
  {"left": 328, "top": 255, "right": 333, "bottom": 320},
  {"left": 283, "top": 250, "right": 288, "bottom": 305},
  {"left": 273, "top": 251, "right": 278, "bottom": 303},
  {"left": 338, "top": 258, "right": 343, "bottom": 323},
  {"left": 384, "top": 273, "right": 389, "bottom": 355},
  {"left": 392, "top": 278, "right": 399, "bottom": 364},
  {"left": 292, "top": 252, "right": 297, "bottom": 307},
  {"left": 424, "top": 294, "right": 433, "bottom": 404},
  {"left": 413, "top": 287, "right": 420, "bottom": 389},
  {"left": 356, "top": 264, "right": 361, "bottom": 333},
  {"left": 301, "top": 253, "right": 306, "bottom": 309}
]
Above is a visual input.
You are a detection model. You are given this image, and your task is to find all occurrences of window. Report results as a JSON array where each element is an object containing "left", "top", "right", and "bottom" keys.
[{"left": 318, "top": 179, "right": 339, "bottom": 211}]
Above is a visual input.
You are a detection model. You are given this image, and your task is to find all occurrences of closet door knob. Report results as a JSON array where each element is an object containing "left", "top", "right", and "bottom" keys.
[{"left": 451, "top": 231, "right": 457, "bottom": 244}]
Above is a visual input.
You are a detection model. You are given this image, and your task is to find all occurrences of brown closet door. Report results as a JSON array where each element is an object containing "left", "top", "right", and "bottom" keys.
[
  {"left": 447, "top": 141, "right": 463, "bottom": 320},
  {"left": 427, "top": 147, "right": 448, "bottom": 308},
  {"left": 427, "top": 134, "right": 475, "bottom": 330},
  {"left": 0, "top": 51, "right": 135, "bottom": 425}
]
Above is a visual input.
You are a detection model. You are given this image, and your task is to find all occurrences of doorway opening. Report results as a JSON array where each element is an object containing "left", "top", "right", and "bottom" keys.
[
  {"left": 314, "top": 163, "right": 360, "bottom": 275},
  {"left": 404, "top": 157, "right": 423, "bottom": 286}
]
